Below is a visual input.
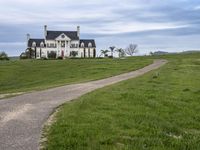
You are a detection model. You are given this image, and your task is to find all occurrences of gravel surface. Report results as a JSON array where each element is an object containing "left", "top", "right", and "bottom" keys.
[{"left": 0, "top": 59, "right": 167, "bottom": 150}]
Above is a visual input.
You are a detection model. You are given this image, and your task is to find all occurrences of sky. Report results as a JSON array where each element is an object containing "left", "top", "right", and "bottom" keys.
[{"left": 0, "top": 0, "right": 200, "bottom": 56}]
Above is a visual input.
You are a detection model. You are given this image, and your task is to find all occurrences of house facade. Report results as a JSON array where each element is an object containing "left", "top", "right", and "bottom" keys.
[{"left": 26, "top": 26, "right": 96, "bottom": 58}]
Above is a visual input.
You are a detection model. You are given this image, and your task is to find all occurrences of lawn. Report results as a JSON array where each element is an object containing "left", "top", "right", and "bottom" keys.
[
  {"left": 0, "top": 57, "right": 152, "bottom": 94},
  {"left": 43, "top": 53, "right": 200, "bottom": 150}
]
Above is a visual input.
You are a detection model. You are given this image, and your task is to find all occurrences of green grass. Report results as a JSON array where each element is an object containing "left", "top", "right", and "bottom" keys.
[
  {"left": 0, "top": 57, "right": 152, "bottom": 94},
  {"left": 44, "top": 53, "right": 200, "bottom": 150}
]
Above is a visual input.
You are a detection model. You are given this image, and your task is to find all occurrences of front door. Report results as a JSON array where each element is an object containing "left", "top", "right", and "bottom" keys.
[{"left": 61, "top": 50, "right": 64, "bottom": 58}]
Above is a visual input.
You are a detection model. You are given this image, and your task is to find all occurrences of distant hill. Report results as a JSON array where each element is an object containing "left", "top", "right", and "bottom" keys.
[
  {"left": 150, "top": 51, "right": 169, "bottom": 56},
  {"left": 150, "top": 50, "right": 200, "bottom": 56},
  {"left": 181, "top": 50, "right": 200, "bottom": 54}
]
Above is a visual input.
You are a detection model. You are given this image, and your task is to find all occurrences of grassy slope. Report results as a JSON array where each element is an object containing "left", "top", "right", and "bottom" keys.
[
  {"left": 44, "top": 53, "right": 200, "bottom": 150},
  {"left": 0, "top": 57, "right": 152, "bottom": 94}
]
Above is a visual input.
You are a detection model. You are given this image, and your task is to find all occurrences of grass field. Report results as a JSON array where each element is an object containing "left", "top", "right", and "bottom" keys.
[
  {"left": 0, "top": 57, "right": 152, "bottom": 94},
  {"left": 43, "top": 53, "right": 200, "bottom": 150}
]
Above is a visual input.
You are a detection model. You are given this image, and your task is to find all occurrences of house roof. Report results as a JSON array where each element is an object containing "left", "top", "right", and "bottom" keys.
[
  {"left": 28, "top": 39, "right": 45, "bottom": 47},
  {"left": 80, "top": 39, "right": 96, "bottom": 48},
  {"left": 46, "top": 31, "right": 79, "bottom": 40}
]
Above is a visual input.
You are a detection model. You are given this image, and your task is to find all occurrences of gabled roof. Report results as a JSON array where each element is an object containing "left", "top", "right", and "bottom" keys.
[
  {"left": 46, "top": 31, "right": 79, "bottom": 40},
  {"left": 28, "top": 39, "right": 45, "bottom": 47},
  {"left": 80, "top": 39, "right": 96, "bottom": 48}
]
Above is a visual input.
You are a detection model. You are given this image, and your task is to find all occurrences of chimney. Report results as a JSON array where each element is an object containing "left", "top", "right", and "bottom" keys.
[
  {"left": 27, "top": 34, "right": 30, "bottom": 47},
  {"left": 77, "top": 26, "right": 80, "bottom": 38},
  {"left": 44, "top": 25, "right": 47, "bottom": 38}
]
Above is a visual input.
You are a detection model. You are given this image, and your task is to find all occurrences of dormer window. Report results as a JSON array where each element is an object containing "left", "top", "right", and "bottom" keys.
[
  {"left": 40, "top": 42, "right": 44, "bottom": 47},
  {"left": 81, "top": 42, "right": 84, "bottom": 48},
  {"left": 32, "top": 42, "right": 36, "bottom": 47},
  {"left": 88, "top": 42, "right": 92, "bottom": 48}
]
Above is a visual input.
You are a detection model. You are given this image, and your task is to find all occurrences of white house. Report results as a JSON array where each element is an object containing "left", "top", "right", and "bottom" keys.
[{"left": 26, "top": 25, "right": 96, "bottom": 58}]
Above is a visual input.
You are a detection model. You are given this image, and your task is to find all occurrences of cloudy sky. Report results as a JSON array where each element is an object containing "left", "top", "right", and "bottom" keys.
[{"left": 0, "top": 0, "right": 200, "bottom": 56}]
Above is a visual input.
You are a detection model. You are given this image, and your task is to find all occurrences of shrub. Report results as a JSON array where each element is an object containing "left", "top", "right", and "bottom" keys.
[
  {"left": 0, "top": 51, "right": 9, "bottom": 60},
  {"left": 48, "top": 51, "right": 57, "bottom": 59},
  {"left": 57, "top": 56, "right": 63, "bottom": 60},
  {"left": 153, "top": 72, "right": 159, "bottom": 79},
  {"left": 41, "top": 57, "right": 48, "bottom": 60},
  {"left": 20, "top": 52, "right": 28, "bottom": 59}
]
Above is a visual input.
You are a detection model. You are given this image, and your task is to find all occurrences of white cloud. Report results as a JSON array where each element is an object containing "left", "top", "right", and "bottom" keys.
[
  {"left": 0, "top": 0, "right": 187, "bottom": 35},
  {"left": 194, "top": 5, "right": 200, "bottom": 10},
  {"left": 0, "top": 0, "right": 200, "bottom": 56}
]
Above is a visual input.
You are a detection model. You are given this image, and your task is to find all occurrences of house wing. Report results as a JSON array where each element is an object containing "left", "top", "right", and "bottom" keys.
[
  {"left": 80, "top": 39, "right": 96, "bottom": 48},
  {"left": 28, "top": 39, "right": 45, "bottom": 47}
]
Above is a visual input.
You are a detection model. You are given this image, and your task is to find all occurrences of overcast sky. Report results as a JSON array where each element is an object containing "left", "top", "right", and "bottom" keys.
[{"left": 0, "top": 0, "right": 200, "bottom": 56}]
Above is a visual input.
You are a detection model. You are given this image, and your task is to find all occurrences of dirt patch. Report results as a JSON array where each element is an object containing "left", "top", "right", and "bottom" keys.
[
  {"left": 0, "top": 92, "right": 25, "bottom": 99},
  {"left": 40, "top": 108, "right": 60, "bottom": 150},
  {"left": 1, "top": 104, "right": 33, "bottom": 126}
]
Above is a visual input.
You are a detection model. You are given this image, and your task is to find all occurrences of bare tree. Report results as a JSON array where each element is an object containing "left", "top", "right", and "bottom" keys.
[{"left": 125, "top": 44, "right": 138, "bottom": 56}]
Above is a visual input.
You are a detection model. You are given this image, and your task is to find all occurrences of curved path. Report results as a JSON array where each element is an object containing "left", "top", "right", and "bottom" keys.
[{"left": 0, "top": 59, "right": 167, "bottom": 150}]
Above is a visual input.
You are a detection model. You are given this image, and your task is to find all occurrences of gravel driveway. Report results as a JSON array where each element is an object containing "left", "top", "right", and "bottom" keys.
[{"left": 0, "top": 59, "right": 167, "bottom": 150}]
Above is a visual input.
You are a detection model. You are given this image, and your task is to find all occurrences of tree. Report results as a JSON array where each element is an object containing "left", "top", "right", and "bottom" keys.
[
  {"left": 100, "top": 50, "right": 109, "bottom": 57},
  {"left": 109, "top": 46, "right": 115, "bottom": 58},
  {"left": 125, "top": 44, "right": 138, "bottom": 56},
  {"left": 0, "top": 51, "right": 9, "bottom": 60},
  {"left": 70, "top": 51, "right": 78, "bottom": 57},
  {"left": 20, "top": 52, "right": 28, "bottom": 59},
  {"left": 115, "top": 48, "right": 126, "bottom": 58},
  {"left": 150, "top": 51, "right": 153, "bottom": 56},
  {"left": 26, "top": 48, "right": 35, "bottom": 59}
]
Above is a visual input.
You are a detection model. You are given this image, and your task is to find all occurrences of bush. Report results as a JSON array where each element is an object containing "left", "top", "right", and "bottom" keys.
[
  {"left": 20, "top": 52, "right": 28, "bottom": 59},
  {"left": 153, "top": 72, "right": 159, "bottom": 79},
  {"left": 48, "top": 51, "right": 57, "bottom": 59},
  {"left": 0, "top": 51, "right": 9, "bottom": 60},
  {"left": 57, "top": 56, "right": 63, "bottom": 60},
  {"left": 41, "top": 57, "right": 48, "bottom": 60}
]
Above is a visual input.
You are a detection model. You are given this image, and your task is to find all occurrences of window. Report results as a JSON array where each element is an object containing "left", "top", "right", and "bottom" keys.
[
  {"left": 88, "top": 42, "right": 92, "bottom": 48},
  {"left": 61, "top": 41, "right": 65, "bottom": 47},
  {"left": 50, "top": 43, "right": 55, "bottom": 48},
  {"left": 70, "top": 44, "right": 76, "bottom": 48},
  {"left": 32, "top": 42, "right": 36, "bottom": 47},
  {"left": 81, "top": 42, "right": 84, "bottom": 48},
  {"left": 40, "top": 42, "right": 44, "bottom": 48}
]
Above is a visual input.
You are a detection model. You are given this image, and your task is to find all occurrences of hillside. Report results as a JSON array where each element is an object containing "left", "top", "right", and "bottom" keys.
[
  {"left": 44, "top": 53, "right": 200, "bottom": 149},
  {"left": 0, "top": 57, "right": 152, "bottom": 95}
]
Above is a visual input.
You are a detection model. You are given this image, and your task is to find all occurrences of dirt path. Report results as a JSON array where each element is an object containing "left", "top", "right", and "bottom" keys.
[{"left": 0, "top": 59, "right": 167, "bottom": 150}]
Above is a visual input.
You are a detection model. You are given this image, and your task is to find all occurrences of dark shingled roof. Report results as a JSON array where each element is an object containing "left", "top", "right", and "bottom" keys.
[
  {"left": 28, "top": 39, "right": 45, "bottom": 47},
  {"left": 46, "top": 31, "right": 79, "bottom": 40},
  {"left": 80, "top": 39, "right": 96, "bottom": 48}
]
